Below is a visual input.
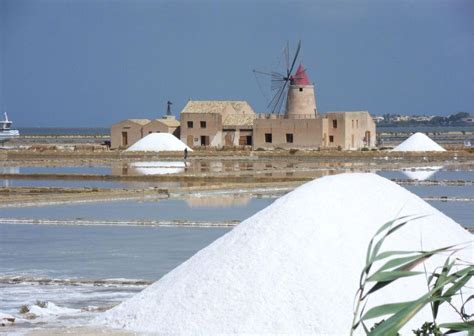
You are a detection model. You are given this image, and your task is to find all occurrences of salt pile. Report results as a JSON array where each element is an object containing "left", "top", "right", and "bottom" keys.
[
  {"left": 99, "top": 173, "right": 472, "bottom": 334},
  {"left": 125, "top": 133, "right": 192, "bottom": 152},
  {"left": 392, "top": 132, "right": 446, "bottom": 152}
]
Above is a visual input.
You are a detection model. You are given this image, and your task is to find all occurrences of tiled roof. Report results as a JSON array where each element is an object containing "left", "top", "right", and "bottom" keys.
[
  {"left": 181, "top": 100, "right": 255, "bottom": 115},
  {"left": 153, "top": 118, "right": 180, "bottom": 127},
  {"left": 229, "top": 101, "right": 255, "bottom": 115},
  {"left": 222, "top": 114, "right": 255, "bottom": 127},
  {"left": 127, "top": 119, "right": 151, "bottom": 125}
]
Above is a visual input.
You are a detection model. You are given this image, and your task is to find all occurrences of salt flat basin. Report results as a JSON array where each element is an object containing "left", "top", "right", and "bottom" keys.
[
  {"left": 0, "top": 198, "right": 275, "bottom": 222},
  {"left": 0, "top": 189, "right": 472, "bottom": 227}
]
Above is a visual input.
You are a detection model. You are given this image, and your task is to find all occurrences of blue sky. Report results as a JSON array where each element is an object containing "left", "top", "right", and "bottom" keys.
[{"left": 1, "top": 0, "right": 473, "bottom": 127}]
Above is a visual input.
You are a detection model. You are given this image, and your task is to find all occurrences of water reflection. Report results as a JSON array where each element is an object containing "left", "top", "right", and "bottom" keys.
[
  {"left": 402, "top": 166, "right": 443, "bottom": 181},
  {"left": 129, "top": 161, "right": 185, "bottom": 175},
  {"left": 0, "top": 167, "right": 19, "bottom": 187},
  {"left": 184, "top": 195, "right": 251, "bottom": 207},
  {"left": 112, "top": 161, "right": 185, "bottom": 176}
]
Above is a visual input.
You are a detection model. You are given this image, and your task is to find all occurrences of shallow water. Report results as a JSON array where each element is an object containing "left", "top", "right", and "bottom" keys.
[
  {"left": 426, "top": 201, "right": 474, "bottom": 227},
  {"left": 0, "top": 178, "right": 184, "bottom": 189},
  {"left": 0, "top": 224, "right": 230, "bottom": 331},
  {"left": 0, "top": 198, "right": 275, "bottom": 221},
  {"left": 0, "top": 224, "right": 229, "bottom": 280}
]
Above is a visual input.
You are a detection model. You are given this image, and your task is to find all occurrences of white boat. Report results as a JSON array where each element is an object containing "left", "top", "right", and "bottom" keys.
[{"left": 0, "top": 112, "right": 20, "bottom": 143}]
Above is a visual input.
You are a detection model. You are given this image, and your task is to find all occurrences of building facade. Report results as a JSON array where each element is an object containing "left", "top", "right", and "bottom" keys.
[
  {"left": 179, "top": 101, "right": 256, "bottom": 147},
  {"left": 111, "top": 119, "right": 150, "bottom": 149},
  {"left": 110, "top": 116, "right": 181, "bottom": 149},
  {"left": 110, "top": 64, "right": 375, "bottom": 151},
  {"left": 142, "top": 115, "right": 180, "bottom": 138}
]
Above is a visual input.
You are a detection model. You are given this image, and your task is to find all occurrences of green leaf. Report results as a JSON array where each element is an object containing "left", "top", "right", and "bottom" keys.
[
  {"left": 373, "top": 250, "right": 420, "bottom": 262},
  {"left": 361, "top": 301, "right": 416, "bottom": 321},
  {"left": 367, "top": 270, "right": 422, "bottom": 282},
  {"left": 376, "top": 254, "right": 424, "bottom": 272},
  {"left": 443, "top": 271, "right": 473, "bottom": 299},
  {"left": 439, "top": 320, "right": 474, "bottom": 331},
  {"left": 432, "top": 258, "right": 456, "bottom": 318},
  {"left": 368, "top": 295, "right": 430, "bottom": 336}
]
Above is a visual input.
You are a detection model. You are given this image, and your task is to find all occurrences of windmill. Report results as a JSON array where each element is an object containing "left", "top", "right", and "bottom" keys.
[{"left": 253, "top": 40, "right": 307, "bottom": 115}]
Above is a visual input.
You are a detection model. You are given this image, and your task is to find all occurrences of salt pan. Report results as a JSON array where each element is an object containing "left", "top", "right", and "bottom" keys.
[
  {"left": 99, "top": 173, "right": 472, "bottom": 334},
  {"left": 125, "top": 133, "right": 192, "bottom": 152},
  {"left": 392, "top": 132, "right": 446, "bottom": 152}
]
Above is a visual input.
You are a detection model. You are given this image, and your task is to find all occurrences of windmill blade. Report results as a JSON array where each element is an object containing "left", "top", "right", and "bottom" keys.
[
  {"left": 267, "top": 80, "right": 285, "bottom": 109},
  {"left": 284, "top": 41, "right": 289, "bottom": 72},
  {"left": 275, "top": 84, "right": 288, "bottom": 115},
  {"left": 269, "top": 79, "right": 289, "bottom": 114},
  {"left": 253, "top": 69, "right": 273, "bottom": 77},
  {"left": 287, "top": 40, "right": 301, "bottom": 78},
  {"left": 253, "top": 70, "right": 270, "bottom": 102}
]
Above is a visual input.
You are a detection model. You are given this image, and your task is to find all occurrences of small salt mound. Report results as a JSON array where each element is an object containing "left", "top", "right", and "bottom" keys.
[
  {"left": 125, "top": 133, "right": 192, "bottom": 152},
  {"left": 392, "top": 132, "right": 446, "bottom": 152},
  {"left": 98, "top": 174, "right": 472, "bottom": 334}
]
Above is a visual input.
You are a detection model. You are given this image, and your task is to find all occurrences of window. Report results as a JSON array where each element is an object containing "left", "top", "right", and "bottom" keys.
[
  {"left": 299, "top": 88, "right": 303, "bottom": 92},
  {"left": 286, "top": 133, "right": 293, "bottom": 143},
  {"left": 351, "top": 120, "right": 354, "bottom": 129},
  {"left": 329, "top": 135, "right": 334, "bottom": 143},
  {"left": 332, "top": 120, "right": 337, "bottom": 128},
  {"left": 265, "top": 133, "right": 272, "bottom": 143},
  {"left": 187, "top": 121, "right": 193, "bottom": 128},
  {"left": 200, "top": 121, "right": 206, "bottom": 128},
  {"left": 356, "top": 120, "right": 359, "bottom": 128}
]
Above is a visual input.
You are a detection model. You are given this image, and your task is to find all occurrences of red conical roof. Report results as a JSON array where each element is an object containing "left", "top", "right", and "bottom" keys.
[{"left": 291, "top": 64, "right": 311, "bottom": 85}]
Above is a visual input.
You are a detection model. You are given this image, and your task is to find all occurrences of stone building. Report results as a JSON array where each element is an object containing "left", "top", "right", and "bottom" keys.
[
  {"left": 179, "top": 100, "right": 255, "bottom": 147},
  {"left": 143, "top": 115, "right": 180, "bottom": 138},
  {"left": 110, "top": 64, "right": 375, "bottom": 151},
  {"left": 110, "top": 119, "right": 150, "bottom": 149},
  {"left": 110, "top": 116, "right": 181, "bottom": 149}
]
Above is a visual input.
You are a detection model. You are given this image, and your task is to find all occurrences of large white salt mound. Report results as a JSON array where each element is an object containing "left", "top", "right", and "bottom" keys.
[
  {"left": 393, "top": 132, "right": 446, "bottom": 152},
  {"left": 125, "top": 133, "right": 192, "bottom": 152},
  {"left": 98, "top": 173, "right": 472, "bottom": 334}
]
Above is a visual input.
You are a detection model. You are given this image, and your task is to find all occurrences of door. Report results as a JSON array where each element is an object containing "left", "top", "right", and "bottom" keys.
[
  {"left": 121, "top": 132, "right": 128, "bottom": 146},
  {"left": 187, "top": 135, "right": 193, "bottom": 147},
  {"left": 200, "top": 136, "right": 209, "bottom": 146},
  {"left": 365, "top": 131, "right": 371, "bottom": 146}
]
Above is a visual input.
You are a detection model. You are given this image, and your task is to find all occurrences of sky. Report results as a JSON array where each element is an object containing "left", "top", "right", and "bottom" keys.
[{"left": 1, "top": 0, "right": 473, "bottom": 128}]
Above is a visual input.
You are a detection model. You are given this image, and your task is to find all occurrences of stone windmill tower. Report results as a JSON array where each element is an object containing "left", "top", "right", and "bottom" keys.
[
  {"left": 254, "top": 41, "right": 318, "bottom": 118},
  {"left": 285, "top": 64, "right": 317, "bottom": 118}
]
